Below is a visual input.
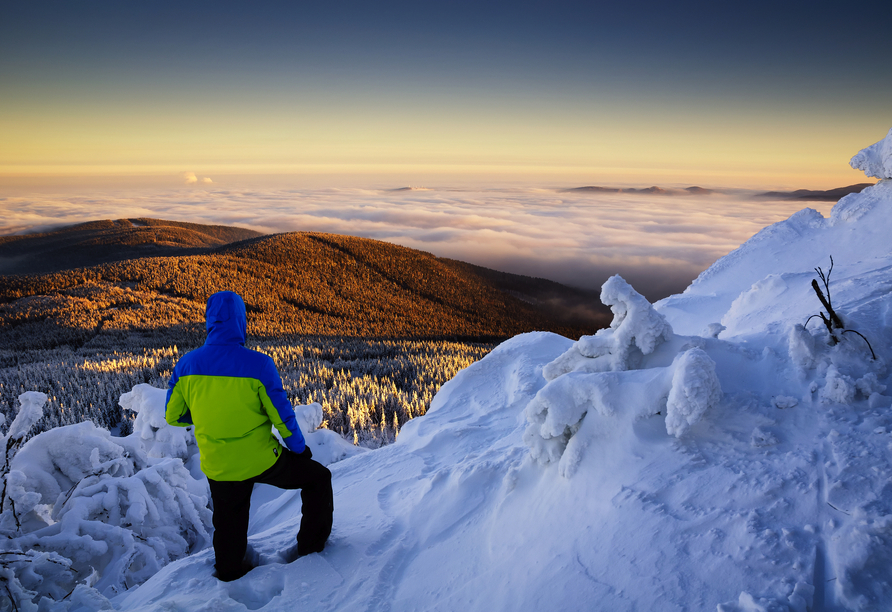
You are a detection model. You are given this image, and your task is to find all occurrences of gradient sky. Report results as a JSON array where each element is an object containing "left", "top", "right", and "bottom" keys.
[{"left": 2, "top": 0, "right": 890, "bottom": 189}]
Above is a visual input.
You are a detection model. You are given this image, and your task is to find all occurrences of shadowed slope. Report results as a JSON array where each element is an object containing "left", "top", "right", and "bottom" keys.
[{"left": 0, "top": 218, "right": 264, "bottom": 275}]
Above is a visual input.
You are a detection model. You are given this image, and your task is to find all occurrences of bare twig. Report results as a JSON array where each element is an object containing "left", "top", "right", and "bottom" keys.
[
  {"left": 814, "top": 255, "right": 835, "bottom": 306},
  {"left": 842, "top": 330, "right": 877, "bottom": 360},
  {"left": 807, "top": 258, "right": 879, "bottom": 361},
  {"left": 803, "top": 314, "right": 823, "bottom": 329},
  {"left": 827, "top": 501, "right": 851, "bottom": 515},
  {"left": 3, "top": 581, "right": 19, "bottom": 612},
  {"left": 811, "top": 279, "right": 844, "bottom": 329}
]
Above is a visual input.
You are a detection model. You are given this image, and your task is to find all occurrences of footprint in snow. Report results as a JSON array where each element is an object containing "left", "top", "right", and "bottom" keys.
[{"left": 225, "top": 571, "right": 285, "bottom": 611}]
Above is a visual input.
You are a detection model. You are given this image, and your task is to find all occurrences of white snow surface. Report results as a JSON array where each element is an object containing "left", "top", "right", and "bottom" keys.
[
  {"left": 8, "top": 146, "right": 892, "bottom": 610},
  {"left": 850, "top": 127, "right": 892, "bottom": 179}
]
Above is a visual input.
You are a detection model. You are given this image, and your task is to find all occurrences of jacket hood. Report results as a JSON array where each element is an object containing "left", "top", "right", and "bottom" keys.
[{"left": 205, "top": 291, "right": 247, "bottom": 346}]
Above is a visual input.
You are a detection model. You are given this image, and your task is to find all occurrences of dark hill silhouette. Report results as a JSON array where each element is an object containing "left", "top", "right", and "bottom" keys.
[
  {"left": 0, "top": 220, "right": 608, "bottom": 350},
  {"left": 0, "top": 218, "right": 263, "bottom": 276},
  {"left": 566, "top": 185, "right": 715, "bottom": 195},
  {"left": 755, "top": 183, "right": 876, "bottom": 201}
]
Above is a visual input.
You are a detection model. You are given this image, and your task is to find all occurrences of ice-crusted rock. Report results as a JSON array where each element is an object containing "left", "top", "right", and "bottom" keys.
[
  {"left": 821, "top": 364, "right": 856, "bottom": 404},
  {"left": 543, "top": 275, "right": 673, "bottom": 379},
  {"left": 850, "top": 126, "right": 892, "bottom": 179}
]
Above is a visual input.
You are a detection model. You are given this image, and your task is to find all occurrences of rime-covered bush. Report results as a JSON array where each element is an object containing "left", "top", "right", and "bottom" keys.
[
  {"left": 120, "top": 383, "right": 195, "bottom": 461},
  {"left": 542, "top": 275, "right": 672, "bottom": 380},
  {"left": 0, "top": 391, "right": 212, "bottom": 610},
  {"left": 664, "top": 348, "right": 722, "bottom": 438},
  {"left": 525, "top": 277, "right": 723, "bottom": 476}
]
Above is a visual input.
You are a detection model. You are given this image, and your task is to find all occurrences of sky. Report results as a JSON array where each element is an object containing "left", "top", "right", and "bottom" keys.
[
  {"left": 1, "top": 0, "right": 889, "bottom": 188},
  {"left": 1, "top": 1, "right": 889, "bottom": 299}
]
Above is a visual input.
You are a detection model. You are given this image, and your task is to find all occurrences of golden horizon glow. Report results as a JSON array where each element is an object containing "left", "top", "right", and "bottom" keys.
[{"left": 2, "top": 61, "right": 884, "bottom": 191}]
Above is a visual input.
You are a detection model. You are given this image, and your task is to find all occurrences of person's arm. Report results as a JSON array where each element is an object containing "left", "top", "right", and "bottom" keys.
[
  {"left": 165, "top": 367, "right": 193, "bottom": 427},
  {"left": 258, "top": 358, "right": 306, "bottom": 454}
]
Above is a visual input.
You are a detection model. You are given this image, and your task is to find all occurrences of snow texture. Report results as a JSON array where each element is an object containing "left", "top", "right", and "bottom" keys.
[
  {"left": 4, "top": 420, "right": 213, "bottom": 603},
  {"left": 6, "top": 391, "right": 48, "bottom": 442},
  {"left": 542, "top": 274, "right": 673, "bottom": 379},
  {"left": 850, "top": 127, "right": 892, "bottom": 179},
  {"left": 665, "top": 347, "right": 722, "bottom": 437}
]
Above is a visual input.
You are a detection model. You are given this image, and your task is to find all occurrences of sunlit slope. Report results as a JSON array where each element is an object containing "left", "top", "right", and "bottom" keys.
[{"left": 0, "top": 226, "right": 603, "bottom": 350}]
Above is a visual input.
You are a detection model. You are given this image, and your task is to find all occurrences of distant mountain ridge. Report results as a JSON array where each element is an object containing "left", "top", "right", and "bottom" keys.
[
  {"left": 565, "top": 185, "right": 715, "bottom": 195},
  {"left": 0, "top": 219, "right": 607, "bottom": 350},
  {"left": 755, "top": 182, "right": 876, "bottom": 201}
]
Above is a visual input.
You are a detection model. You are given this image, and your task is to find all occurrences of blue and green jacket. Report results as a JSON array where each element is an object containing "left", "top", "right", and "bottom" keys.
[{"left": 165, "top": 291, "right": 306, "bottom": 481}]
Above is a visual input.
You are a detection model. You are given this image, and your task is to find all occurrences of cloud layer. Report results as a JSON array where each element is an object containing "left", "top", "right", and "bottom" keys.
[{"left": 0, "top": 186, "right": 833, "bottom": 301}]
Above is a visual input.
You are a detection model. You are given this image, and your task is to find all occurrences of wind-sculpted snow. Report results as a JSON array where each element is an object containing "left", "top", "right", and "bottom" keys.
[
  {"left": 542, "top": 274, "right": 673, "bottom": 379},
  {"left": 1, "top": 395, "right": 213, "bottom": 608},
  {"left": 657, "top": 180, "right": 892, "bottom": 338},
  {"left": 526, "top": 279, "right": 722, "bottom": 476},
  {"left": 850, "top": 127, "right": 892, "bottom": 179},
  {"left": 665, "top": 347, "right": 722, "bottom": 438}
]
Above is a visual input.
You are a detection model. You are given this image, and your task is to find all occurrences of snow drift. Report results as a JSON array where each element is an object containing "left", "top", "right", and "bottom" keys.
[{"left": 3, "top": 129, "right": 892, "bottom": 611}]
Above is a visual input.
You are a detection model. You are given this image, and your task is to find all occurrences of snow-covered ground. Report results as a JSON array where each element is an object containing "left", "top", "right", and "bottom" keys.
[{"left": 3, "top": 129, "right": 892, "bottom": 611}]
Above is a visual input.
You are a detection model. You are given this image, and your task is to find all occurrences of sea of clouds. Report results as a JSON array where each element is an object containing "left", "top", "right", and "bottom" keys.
[{"left": 0, "top": 185, "right": 831, "bottom": 300}]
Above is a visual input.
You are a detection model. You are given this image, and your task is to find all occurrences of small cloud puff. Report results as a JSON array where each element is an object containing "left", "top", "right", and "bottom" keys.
[{"left": 183, "top": 172, "right": 213, "bottom": 185}]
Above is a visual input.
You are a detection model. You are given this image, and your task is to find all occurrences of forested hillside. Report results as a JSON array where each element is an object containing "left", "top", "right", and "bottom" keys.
[
  {"left": 0, "top": 225, "right": 605, "bottom": 352},
  {"left": 0, "top": 218, "right": 263, "bottom": 276},
  {"left": 0, "top": 219, "right": 607, "bottom": 445}
]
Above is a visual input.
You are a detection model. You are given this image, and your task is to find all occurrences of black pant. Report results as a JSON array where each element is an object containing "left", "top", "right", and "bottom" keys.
[{"left": 207, "top": 449, "right": 333, "bottom": 579}]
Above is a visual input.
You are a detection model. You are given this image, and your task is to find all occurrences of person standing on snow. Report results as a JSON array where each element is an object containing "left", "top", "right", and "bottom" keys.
[{"left": 165, "top": 290, "right": 333, "bottom": 582}]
